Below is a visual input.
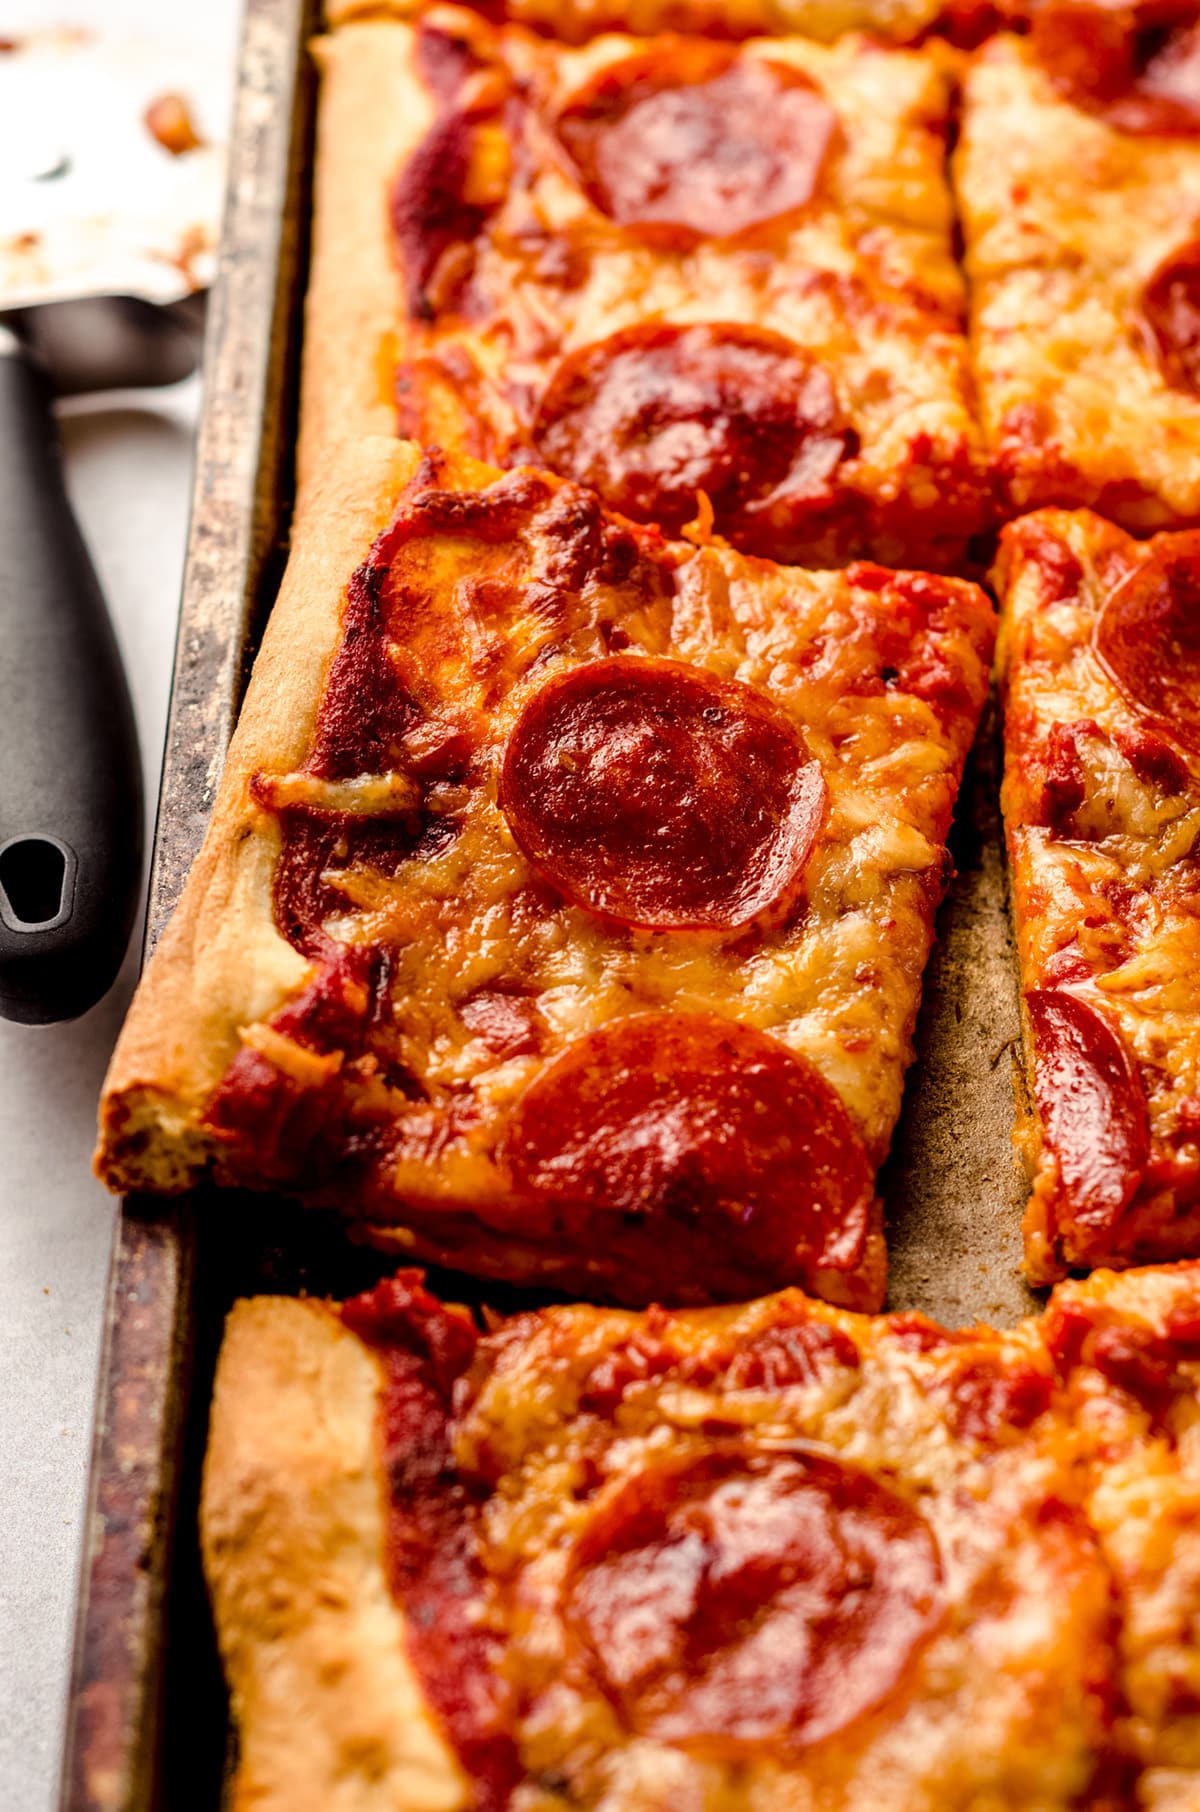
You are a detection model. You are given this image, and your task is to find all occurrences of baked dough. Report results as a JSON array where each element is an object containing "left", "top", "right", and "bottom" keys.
[
  {"left": 995, "top": 508, "right": 1200, "bottom": 1282},
  {"left": 299, "top": 10, "right": 988, "bottom": 569},
  {"left": 96, "top": 435, "right": 993, "bottom": 1311},
  {"left": 200, "top": 1295, "right": 470, "bottom": 1811},
  {"left": 201, "top": 1270, "right": 1123, "bottom": 1812}
]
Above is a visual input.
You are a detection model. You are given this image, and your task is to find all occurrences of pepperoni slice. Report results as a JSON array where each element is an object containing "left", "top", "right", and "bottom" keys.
[
  {"left": 531, "top": 323, "right": 851, "bottom": 546},
  {"left": 563, "top": 1444, "right": 942, "bottom": 1755},
  {"left": 1142, "top": 237, "right": 1200, "bottom": 393},
  {"left": 499, "top": 656, "right": 825, "bottom": 932},
  {"left": 500, "top": 1012, "right": 875, "bottom": 1275},
  {"left": 555, "top": 46, "right": 836, "bottom": 245},
  {"left": 1033, "top": 5, "right": 1200, "bottom": 135},
  {"left": 1026, "top": 990, "right": 1149, "bottom": 1234},
  {"left": 1093, "top": 539, "right": 1200, "bottom": 753}
]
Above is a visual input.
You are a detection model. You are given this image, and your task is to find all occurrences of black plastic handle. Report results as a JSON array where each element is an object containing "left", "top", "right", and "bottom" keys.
[{"left": 0, "top": 334, "right": 143, "bottom": 1024}]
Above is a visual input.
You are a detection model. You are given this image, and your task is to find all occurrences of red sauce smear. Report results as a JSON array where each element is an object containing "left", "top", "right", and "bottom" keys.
[
  {"left": 499, "top": 654, "right": 826, "bottom": 931},
  {"left": 500, "top": 1011, "right": 876, "bottom": 1276},
  {"left": 564, "top": 1442, "right": 942, "bottom": 1755},
  {"left": 203, "top": 947, "right": 395, "bottom": 1175},
  {"left": 555, "top": 45, "right": 836, "bottom": 245},
  {"left": 1026, "top": 988, "right": 1150, "bottom": 1235},
  {"left": 342, "top": 1273, "right": 520, "bottom": 1811},
  {"left": 1033, "top": 5, "right": 1200, "bottom": 135},
  {"left": 531, "top": 322, "right": 853, "bottom": 549},
  {"left": 1093, "top": 535, "right": 1200, "bottom": 754},
  {"left": 1142, "top": 235, "right": 1200, "bottom": 393}
]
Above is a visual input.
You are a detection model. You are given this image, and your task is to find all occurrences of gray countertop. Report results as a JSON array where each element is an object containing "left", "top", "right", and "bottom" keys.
[{"left": 0, "top": 6, "right": 240, "bottom": 1805}]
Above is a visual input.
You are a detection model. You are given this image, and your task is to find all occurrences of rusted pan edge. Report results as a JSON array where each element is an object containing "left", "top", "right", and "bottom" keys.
[
  {"left": 57, "top": 1206, "right": 196, "bottom": 1812},
  {"left": 57, "top": 0, "right": 314, "bottom": 1807}
]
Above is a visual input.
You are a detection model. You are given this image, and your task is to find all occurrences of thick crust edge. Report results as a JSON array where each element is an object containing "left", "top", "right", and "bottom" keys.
[
  {"left": 200, "top": 1296, "right": 469, "bottom": 1812},
  {"left": 297, "top": 26, "right": 430, "bottom": 515},
  {"left": 95, "top": 436, "right": 427, "bottom": 1195}
]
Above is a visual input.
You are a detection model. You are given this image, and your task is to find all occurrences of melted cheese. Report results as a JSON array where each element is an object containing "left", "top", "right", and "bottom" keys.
[
  {"left": 958, "top": 36, "right": 1200, "bottom": 529},
  {"left": 449, "top": 1291, "right": 1108, "bottom": 1810},
  {"left": 997, "top": 508, "right": 1200, "bottom": 1278},
  {"left": 251, "top": 469, "right": 991, "bottom": 1220},
  {"left": 322, "top": 10, "right": 986, "bottom": 569}
]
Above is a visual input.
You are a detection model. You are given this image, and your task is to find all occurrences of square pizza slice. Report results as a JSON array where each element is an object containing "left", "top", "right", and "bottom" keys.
[
  {"left": 300, "top": 6, "right": 989, "bottom": 571},
  {"left": 957, "top": 21, "right": 1200, "bottom": 532},
  {"left": 201, "top": 1270, "right": 1121, "bottom": 1812},
  {"left": 96, "top": 436, "right": 993, "bottom": 1311},
  {"left": 1045, "top": 1262, "right": 1200, "bottom": 1806},
  {"left": 995, "top": 508, "right": 1200, "bottom": 1283}
]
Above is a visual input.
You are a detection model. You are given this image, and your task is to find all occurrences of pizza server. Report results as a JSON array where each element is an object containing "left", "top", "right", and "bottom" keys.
[{"left": 0, "top": 23, "right": 226, "bottom": 1024}]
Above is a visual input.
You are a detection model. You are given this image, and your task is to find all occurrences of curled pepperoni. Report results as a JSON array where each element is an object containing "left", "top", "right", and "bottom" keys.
[
  {"left": 499, "top": 656, "right": 826, "bottom": 932},
  {"left": 555, "top": 46, "right": 835, "bottom": 245},
  {"left": 531, "top": 323, "right": 851, "bottom": 546},
  {"left": 563, "top": 1444, "right": 942, "bottom": 1755},
  {"left": 500, "top": 1012, "right": 875, "bottom": 1276},
  {"left": 1142, "top": 237, "right": 1200, "bottom": 393},
  {"left": 1093, "top": 538, "right": 1200, "bottom": 753},
  {"left": 1027, "top": 990, "right": 1149, "bottom": 1234}
]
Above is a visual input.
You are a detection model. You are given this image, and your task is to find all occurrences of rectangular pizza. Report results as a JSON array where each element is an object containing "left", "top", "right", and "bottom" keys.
[
  {"left": 299, "top": 7, "right": 990, "bottom": 570},
  {"left": 200, "top": 1268, "right": 1120, "bottom": 1812},
  {"left": 95, "top": 434, "right": 994, "bottom": 1311},
  {"left": 956, "top": 19, "right": 1200, "bottom": 531},
  {"left": 995, "top": 508, "right": 1200, "bottom": 1284}
]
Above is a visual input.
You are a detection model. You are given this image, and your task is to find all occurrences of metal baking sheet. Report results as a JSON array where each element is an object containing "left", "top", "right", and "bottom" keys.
[{"left": 58, "top": 4, "right": 1041, "bottom": 1805}]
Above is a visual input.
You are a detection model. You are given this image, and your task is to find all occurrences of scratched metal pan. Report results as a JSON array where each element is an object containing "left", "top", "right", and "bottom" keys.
[{"left": 56, "top": 0, "right": 1039, "bottom": 1804}]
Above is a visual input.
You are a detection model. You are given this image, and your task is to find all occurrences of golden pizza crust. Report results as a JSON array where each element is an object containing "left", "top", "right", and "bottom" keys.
[
  {"left": 96, "top": 436, "right": 423, "bottom": 1194},
  {"left": 296, "top": 29, "right": 430, "bottom": 515},
  {"left": 200, "top": 1295, "right": 469, "bottom": 1812}
]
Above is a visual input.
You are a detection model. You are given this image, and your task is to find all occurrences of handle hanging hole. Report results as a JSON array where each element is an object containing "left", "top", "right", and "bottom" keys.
[{"left": 0, "top": 837, "right": 71, "bottom": 929}]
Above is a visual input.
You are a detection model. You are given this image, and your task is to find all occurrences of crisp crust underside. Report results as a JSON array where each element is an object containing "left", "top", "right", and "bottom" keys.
[
  {"left": 200, "top": 1296, "right": 468, "bottom": 1812},
  {"left": 95, "top": 437, "right": 425, "bottom": 1195}
]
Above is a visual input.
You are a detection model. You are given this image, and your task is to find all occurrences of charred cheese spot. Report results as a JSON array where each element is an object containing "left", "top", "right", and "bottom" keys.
[
  {"left": 532, "top": 323, "right": 853, "bottom": 549},
  {"left": 499, "top": 655, "right": 827, "bottom": 932},
  {"left": 500, "top": 1011, "right": 876, "bottom": 1276},
  {"left": 555, "top": 45, "right": 837, "bottom": 245},
  {"left": 563, "top": 1444, "right": 943, "bottom": 1754}
]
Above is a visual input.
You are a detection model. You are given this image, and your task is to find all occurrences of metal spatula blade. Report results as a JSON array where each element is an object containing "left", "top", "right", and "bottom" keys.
[{"left": 0, "top": 21, "right": 227, "bottom": 1023}]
